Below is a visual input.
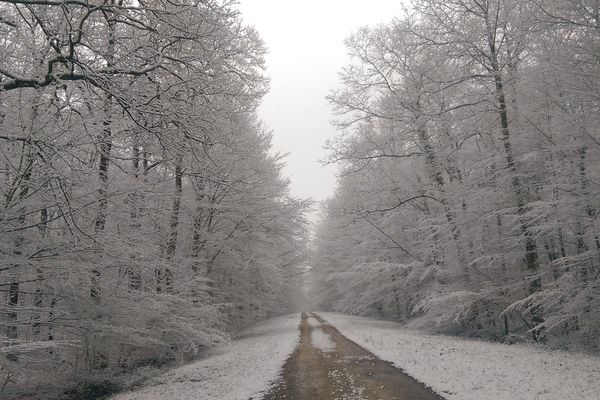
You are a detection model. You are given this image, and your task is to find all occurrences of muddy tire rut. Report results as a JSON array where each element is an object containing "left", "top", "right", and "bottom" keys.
[{"left": 261, "top": 313, "right": 444, "bottom": 400}]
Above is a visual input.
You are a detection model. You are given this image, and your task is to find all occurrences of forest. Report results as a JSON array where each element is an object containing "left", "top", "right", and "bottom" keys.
[
  {"left": 1, "top": 0, "right": 600, "bottom": 399},
  {"left": 0, "top": 0, "right": 308, "bottom": 397},
  {"left": 313, "top": 0, "right": 600, "bottom": 350}
]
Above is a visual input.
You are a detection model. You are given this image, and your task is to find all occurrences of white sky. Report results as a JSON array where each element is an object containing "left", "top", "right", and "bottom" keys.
[{"left": 237, "top": 1, "right": 404, "bottom": 207}]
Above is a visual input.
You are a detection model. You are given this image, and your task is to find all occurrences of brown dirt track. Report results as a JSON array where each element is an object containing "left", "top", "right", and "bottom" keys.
[{"left": 261, "top": 313, "right": 445, "bottom": 400}]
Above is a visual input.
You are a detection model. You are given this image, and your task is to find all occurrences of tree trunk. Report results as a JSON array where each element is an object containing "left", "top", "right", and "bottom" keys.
[
  {"left": 91, "top": 8, "right": 118, "bottom": 302},
  {"left": 33, "top": 207, "right": 49, "bottom": 335},
  {"left": 128, "top": 135, "right": 142, "bottom": 291},
  {"left": 484, "top": 11, "right": 542, "bottom": 340},
  {"left": 191, "top": 179, "right": 208, "bottom": 273},
  {"left": 486, "top": 20, "right": 540, "bottom": 295},
  {"left": 6, "top": 87, "right": 42, "bottom": 344},
  {"left": 163, "top": 155, "right": 183, "bottom": 292}
]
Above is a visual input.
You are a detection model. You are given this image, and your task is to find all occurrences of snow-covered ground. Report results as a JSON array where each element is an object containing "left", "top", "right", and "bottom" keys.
[
  {"left": 320, "top": 312, "right": 600, "bottom": 400},
  {"left": 112, "top": 314, "right": 300, "bottom": 400},
  {"left": 307, "top": 314, "right": 336, "bottom": 352},
  {"left": 311, "top": 325, "right": 336, "bottom": 352}
]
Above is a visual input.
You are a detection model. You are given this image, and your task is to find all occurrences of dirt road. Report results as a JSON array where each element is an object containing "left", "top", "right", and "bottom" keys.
[
  {"left": 262, "top": 313, "right": 444, "bottom": 400},
  {"left": 263, "top": 314, "right": 443, "bottom": 400}
]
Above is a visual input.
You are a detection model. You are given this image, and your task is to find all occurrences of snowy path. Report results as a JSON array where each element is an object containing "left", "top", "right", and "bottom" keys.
[
  {"left": 110, "top": 312, "right": 600, "bottom": 400},
  {"left": 321, "top": 312, "right": 600, "bottom": 400},
  {"left": 111, "top": 314, "right": 300, "bottom": 400},
  {"left": 263, "top": 313, "right": 443, "bottom": 400}
]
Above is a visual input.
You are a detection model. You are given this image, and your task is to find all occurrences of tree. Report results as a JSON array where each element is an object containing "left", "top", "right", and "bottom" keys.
[
  {"left": 0, "top": 1, "right": 309, "bottom": 396},
  {"left": 315, "top": 0, "right": 600, "bottom": 348}
]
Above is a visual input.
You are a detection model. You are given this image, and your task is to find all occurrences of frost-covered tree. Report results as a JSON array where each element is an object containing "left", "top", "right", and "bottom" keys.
[
  {"left": 0, "top": 1, "right": 309, "bottom": 396},
  {"left": 314, "top": 0, "right": 600, "bottom": 350}
]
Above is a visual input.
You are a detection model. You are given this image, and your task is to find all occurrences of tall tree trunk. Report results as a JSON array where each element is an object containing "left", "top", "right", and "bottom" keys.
[
  {"left": 486, "top": 18, "right": 540, "bottom": 295},
  {"left": 32, "top": 206, "right": 49, "bottom": 335},
  {"left": 483, "top": 10, "right": 542, "bottom": 340},
  {"left": 6, "top": 87, "right": 43, "bottom": 346},
  {"left": 128, "top": 135, "right": 142, "bottom": 291},
  {"left": 6, "top": 164, "right": 31, "bottom": 344},
  {"left": 191, "top": 179, "right": 208, "bottom": 273},
  {"left": 163, "top": 155, "right": 183, "bottom": 292},
  {"left": 91, "top": 6, "right": 118, "bottom": 302}
]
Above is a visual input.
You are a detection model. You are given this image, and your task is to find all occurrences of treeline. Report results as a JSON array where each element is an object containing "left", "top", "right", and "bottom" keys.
[
  {"left": 0, "top": 0, "right": 308, "bottom": 396},
  {"left": 313, "top": 0, "right": 600, "bottom": 350}
]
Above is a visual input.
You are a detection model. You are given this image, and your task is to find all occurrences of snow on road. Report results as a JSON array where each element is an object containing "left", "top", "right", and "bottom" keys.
[
  {"left": 307, "top": 315, "right": 336, "bottom": 352},
  {"left": 307, "top": 315, "right": 322, "bottom": 327},
  {"left": 320, "top": 312, "right": 600, "bottom": 400},
  {"left": 112, "top": 314, "right": 300, "bottom": 400},
  {"left": 311, "top": 325, "right": 336, "bottom": 353}
]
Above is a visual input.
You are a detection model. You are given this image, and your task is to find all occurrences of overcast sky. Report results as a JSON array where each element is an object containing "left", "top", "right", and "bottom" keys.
[{"left": 237, "top": 1, "right": 404, "bottom": 209}]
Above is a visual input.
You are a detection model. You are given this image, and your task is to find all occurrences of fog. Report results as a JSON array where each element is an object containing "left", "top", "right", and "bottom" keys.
[{"left": 237, "top": 0, "right": 405, "bottom": 209}]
